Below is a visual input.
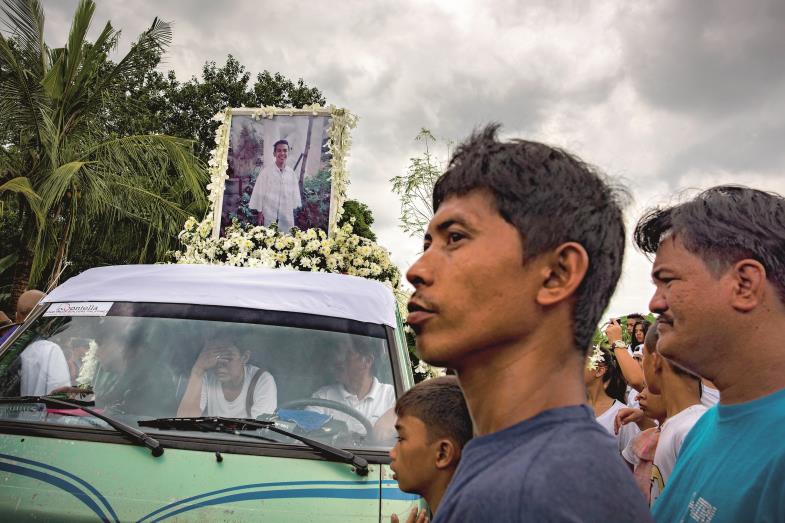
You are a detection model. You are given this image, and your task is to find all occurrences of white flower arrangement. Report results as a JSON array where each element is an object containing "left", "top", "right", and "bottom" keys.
[
  {"left": 173, "top": 217, "right": 401, "bottom": 289},
  {"left": 76, "top": 340, "right": 99, "bottom": 389}
]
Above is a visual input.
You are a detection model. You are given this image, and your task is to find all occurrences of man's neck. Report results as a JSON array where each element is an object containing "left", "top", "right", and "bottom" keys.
[
  {"left": 661, "top": 373, "right": 702, "bottom": 419},
  {"left": 712, "top": 314, "right": 785, "bottom": 405},
  {"left": 275, "top": 161, "right": 285, "bottom": 170},
  {"left": 455, "top": 331, "right": 586, "bottom": 436},
  {"left": 345, "top": 374, "right": 373, "bottom": 400},
  {"left": 423, "top": 470, "right": 453, "bottom": 515}
]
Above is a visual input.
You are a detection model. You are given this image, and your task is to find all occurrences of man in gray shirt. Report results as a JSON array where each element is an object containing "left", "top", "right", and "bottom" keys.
[{"left": 406, "top": 125, "right": 651, "bottom": 522}]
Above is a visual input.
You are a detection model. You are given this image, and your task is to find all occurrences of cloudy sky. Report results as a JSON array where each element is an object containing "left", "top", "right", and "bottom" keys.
[{"left": 40, "top": 0, "right": 785, "bottom": 318}]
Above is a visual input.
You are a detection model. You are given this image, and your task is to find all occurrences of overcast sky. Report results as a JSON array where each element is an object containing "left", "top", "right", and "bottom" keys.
[{"left": 39, "top": 0, "right": 785, "bottom": 319}]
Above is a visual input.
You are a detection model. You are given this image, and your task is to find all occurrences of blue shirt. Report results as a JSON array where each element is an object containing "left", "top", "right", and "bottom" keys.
[
  {"left": 433, "top": 404, "right": 652, "bottom": 522},
  {"left": 652, "top": 386, "right": 785, "bottom": 523}
]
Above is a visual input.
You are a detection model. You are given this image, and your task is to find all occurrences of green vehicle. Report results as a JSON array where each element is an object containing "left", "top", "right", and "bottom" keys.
[{"left": 0, "top": 265, "right": 422, "bottom": 521}]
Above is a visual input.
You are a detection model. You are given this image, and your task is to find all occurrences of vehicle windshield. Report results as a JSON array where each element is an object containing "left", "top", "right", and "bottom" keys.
[{"left": 0, "top": 302, "right": 398, "bottom": 452}]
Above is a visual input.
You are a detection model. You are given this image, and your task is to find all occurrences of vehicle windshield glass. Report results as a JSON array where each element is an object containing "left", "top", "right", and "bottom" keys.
[{"left": 0, "top": 303, "right": 398, "bottom": 451}]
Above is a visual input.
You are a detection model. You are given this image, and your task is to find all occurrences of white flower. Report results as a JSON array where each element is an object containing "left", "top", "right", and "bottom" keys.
[
  {"left": 587, "top": 345, "right": 604, "bottom": 371},
  {"left": 76, "top": 341, "right": 99, "bottom": 388}
]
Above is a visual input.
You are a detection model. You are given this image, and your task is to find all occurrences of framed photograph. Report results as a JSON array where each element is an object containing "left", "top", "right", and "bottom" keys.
[{"left": 212, "top": 108, "right": 339, "bottom": 236}]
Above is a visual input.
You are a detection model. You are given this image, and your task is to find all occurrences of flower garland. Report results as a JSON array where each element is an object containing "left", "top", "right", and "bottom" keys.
[{"left": 173, "top": 217, "right": 401, "bottom": 289}]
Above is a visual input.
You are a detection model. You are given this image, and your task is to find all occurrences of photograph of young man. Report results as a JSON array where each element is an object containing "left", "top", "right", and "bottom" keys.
[
  {"left": 248, "top": 139, "right": 302, "bottom": 231},
  {"left": 406, "top": 124, "right": 651, "bottom": 521}
]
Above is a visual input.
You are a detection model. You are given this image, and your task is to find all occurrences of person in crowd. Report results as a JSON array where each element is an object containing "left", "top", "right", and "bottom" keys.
[
  {"left": 632, "top": 320, "right": 651, "bottom": 352},
  {"left": 389, "top": 376, "right": 473, "bottom": 523},
  {"left": 311, "top": 337, "right": 395, "bottom": 433},
  {"left": 178, "top": 337, "right": 277, "bottom": 418},
  {"left": 405, "top": 124, "right": 651, "bottom": 521},
  {"left": 618, "top": 386, "right": 666, "bottom": 504},
  {"left": 585, "top": 346, "right": 627, "bottom": 435},
  {"left": 606, "top": 318, "right": 646, "bottom": 405},
  {"left": 93, "top": 324, "right": 179, "bottom": 416},
  {"left": 634, "top": 185, "right": 785, "bottom": 521},
  {"left": 248, "top": 139, "right": 302, "bottom": 231},
  {"left": 1, "top": 290, "right": 45, "bottom": 345},
  {"left": 639, "top": 322, "right": 707, "bottom": 506},
  {"left": 15, "top": 290, "right": 70, "bottom": 396},
  {"left": 625, "top": 313, "right": 646, "bottom": 335}
]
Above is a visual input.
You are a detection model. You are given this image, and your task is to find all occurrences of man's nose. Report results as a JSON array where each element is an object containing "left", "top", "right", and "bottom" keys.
[
  {"left": 649, "top": 286, "right": 667, "bottom": 315},
  {"left": 406, "top": 249, "right": 435, "bottom": 288}
]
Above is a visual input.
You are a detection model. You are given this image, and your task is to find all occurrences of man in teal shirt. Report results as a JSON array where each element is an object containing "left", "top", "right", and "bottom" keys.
[{"left": 634, "top": 186, "right": 785, "bottom": 522}]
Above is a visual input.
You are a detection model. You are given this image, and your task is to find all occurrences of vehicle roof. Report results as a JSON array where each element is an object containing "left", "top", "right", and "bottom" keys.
[{"left": 42, "top": 265, "right": 397, "bottom": 327}]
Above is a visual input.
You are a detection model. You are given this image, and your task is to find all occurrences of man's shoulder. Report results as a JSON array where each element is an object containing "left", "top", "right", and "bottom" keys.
[
  {"left": 439, "top": 417, "right": 651, "bottom": 521},
  {"left": 22, "top": 339, "right": 62, "bottom": 357}
]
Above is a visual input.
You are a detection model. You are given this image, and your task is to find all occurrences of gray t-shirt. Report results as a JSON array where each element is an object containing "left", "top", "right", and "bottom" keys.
[{"left": 432, "top": 404, "right": 652, "bottom": 523}]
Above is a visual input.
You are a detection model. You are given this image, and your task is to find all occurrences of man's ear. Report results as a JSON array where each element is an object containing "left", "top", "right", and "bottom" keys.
[
  {"left": 434, "top": 439, "right": 460, "bottom": 470},
  {"left": 729, "top": 259, "right": 766, "bottom": 312},
  {"left": 240, "top": 351, "right": 251, "bottom": 364},
  {"left": 536, "top": 242, "right": 589, "bottom": 307}
]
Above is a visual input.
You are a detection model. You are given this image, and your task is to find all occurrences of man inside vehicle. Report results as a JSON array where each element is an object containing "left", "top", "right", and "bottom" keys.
[
  {"left": 310, "top": 337, "right": 396, "bottom": 433},
  {"left": 178, "top": 337, "right": 277, "bottom": 418}
]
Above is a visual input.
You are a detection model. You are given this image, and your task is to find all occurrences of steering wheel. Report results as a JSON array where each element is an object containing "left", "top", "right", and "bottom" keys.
[{"left": 278, "top": 398, "right": 374, "bottom": 436}]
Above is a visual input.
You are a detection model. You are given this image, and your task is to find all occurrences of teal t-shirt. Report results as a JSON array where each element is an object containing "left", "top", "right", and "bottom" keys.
[{"left": 652, "top": 386, "right": 785, "bottom": 523}]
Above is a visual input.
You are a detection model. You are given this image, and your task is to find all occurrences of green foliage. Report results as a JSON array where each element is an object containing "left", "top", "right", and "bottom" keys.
[
  {"left": 390, "top": 128, "right": 445, "bottom": 237},
  {"left": 339, "top": 199, "right": 377, "bottom": 241},
  {"left": 104, "top": 54, "right": 326, "bottom": 163},
  {"left": 0, "top": 0, "right": 206, "bottom": 309}
]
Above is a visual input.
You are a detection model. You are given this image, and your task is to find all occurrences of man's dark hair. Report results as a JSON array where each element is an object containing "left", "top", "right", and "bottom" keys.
[
  {"left": 596, "top": 347, "right": 627, "bottom": 403},
  {"left": 273, "top": 139, "right": 289, "bottom": 151},
  {"left": 626, "top": 313, "right": 645, "bottom": 322},
  {"left": 634, "top": 185, "right": 785, "bottom": 305},
  {"left": 395, "top": 376, "right": 473, "bottom": 449},
  {"left": 432, "top": 124, "right": 627, "bottom": 352}
]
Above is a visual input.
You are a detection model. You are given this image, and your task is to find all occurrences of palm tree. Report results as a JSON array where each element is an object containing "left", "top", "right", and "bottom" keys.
[{"left": 0, "top": 0, "right": 207, "bottom": 311}]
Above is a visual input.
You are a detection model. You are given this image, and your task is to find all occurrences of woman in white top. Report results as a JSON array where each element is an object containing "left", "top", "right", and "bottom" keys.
[
  {"left": 585, "top": 347, "right": 629, "bottom": 438},
  {"left": 177, "top": 339, "right": 277, "bottom": 418}
]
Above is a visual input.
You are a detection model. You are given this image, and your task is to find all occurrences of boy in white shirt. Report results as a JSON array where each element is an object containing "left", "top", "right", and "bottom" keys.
[{"left": 641, "top": 323, "right": 707, "bottom": 506}]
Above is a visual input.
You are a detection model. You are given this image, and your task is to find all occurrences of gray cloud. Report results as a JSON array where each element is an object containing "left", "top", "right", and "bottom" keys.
[
  {"left": 35, "top": 0, "right": 785, "bottom": 316},
  {"left": 618, "top": 1, "right": 785, "bottom": 115}
]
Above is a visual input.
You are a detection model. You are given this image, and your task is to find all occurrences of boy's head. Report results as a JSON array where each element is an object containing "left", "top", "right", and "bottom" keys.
[
  {"left": 389, "top": 376, "right": 472, "bottom": 496},
  {"left": 406, "top": 124, "right": 626, "bottom": 369}
]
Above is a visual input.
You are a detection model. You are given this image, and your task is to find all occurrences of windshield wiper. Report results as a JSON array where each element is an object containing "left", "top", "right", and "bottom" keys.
[
  {"left": 0, "top": 396, "right": 164, "bottom": 457},
  {"left": 139, "top": 416, "right": 369, "bottom": 476}
]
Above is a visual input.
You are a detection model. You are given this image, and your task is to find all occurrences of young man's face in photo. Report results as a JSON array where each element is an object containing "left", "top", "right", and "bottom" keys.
[
  {"left": 649, "top": 236, "right": 727, "bottom": 374},
  {"left": 406, "top": 189, "right": 540, "bottom": 368},
  {"left": 274, "top": 143, "right": 288, "bottom": 166},
  {"left": 389, "top": 414, "right": 439, "bottom": 495}
]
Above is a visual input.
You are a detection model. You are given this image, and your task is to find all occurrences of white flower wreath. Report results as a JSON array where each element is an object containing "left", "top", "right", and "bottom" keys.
[{"left": 173, "top": 105, "right": 402, "bottom": 288}]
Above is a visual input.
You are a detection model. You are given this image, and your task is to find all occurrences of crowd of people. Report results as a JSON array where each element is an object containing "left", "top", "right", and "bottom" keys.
[
  {"left": 3, "top": 123, "right": 785, "bottom": 522},
  {"left": 389, "top": 124, "right": 785, "bottom": 522}
]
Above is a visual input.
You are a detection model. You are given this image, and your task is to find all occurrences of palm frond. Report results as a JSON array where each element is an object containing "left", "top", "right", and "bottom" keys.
[
  {"left": 0, "top": 175, "right": 43, "bottom": 228},
  {"left": 0, "top": 252, "right": 18, "bottom": 275},
  {"left": 36, "top": 160, "right": 85, "bottom": 212},
  {"left": 0, "top": 0, "right": 46, "bottom": 71}
]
